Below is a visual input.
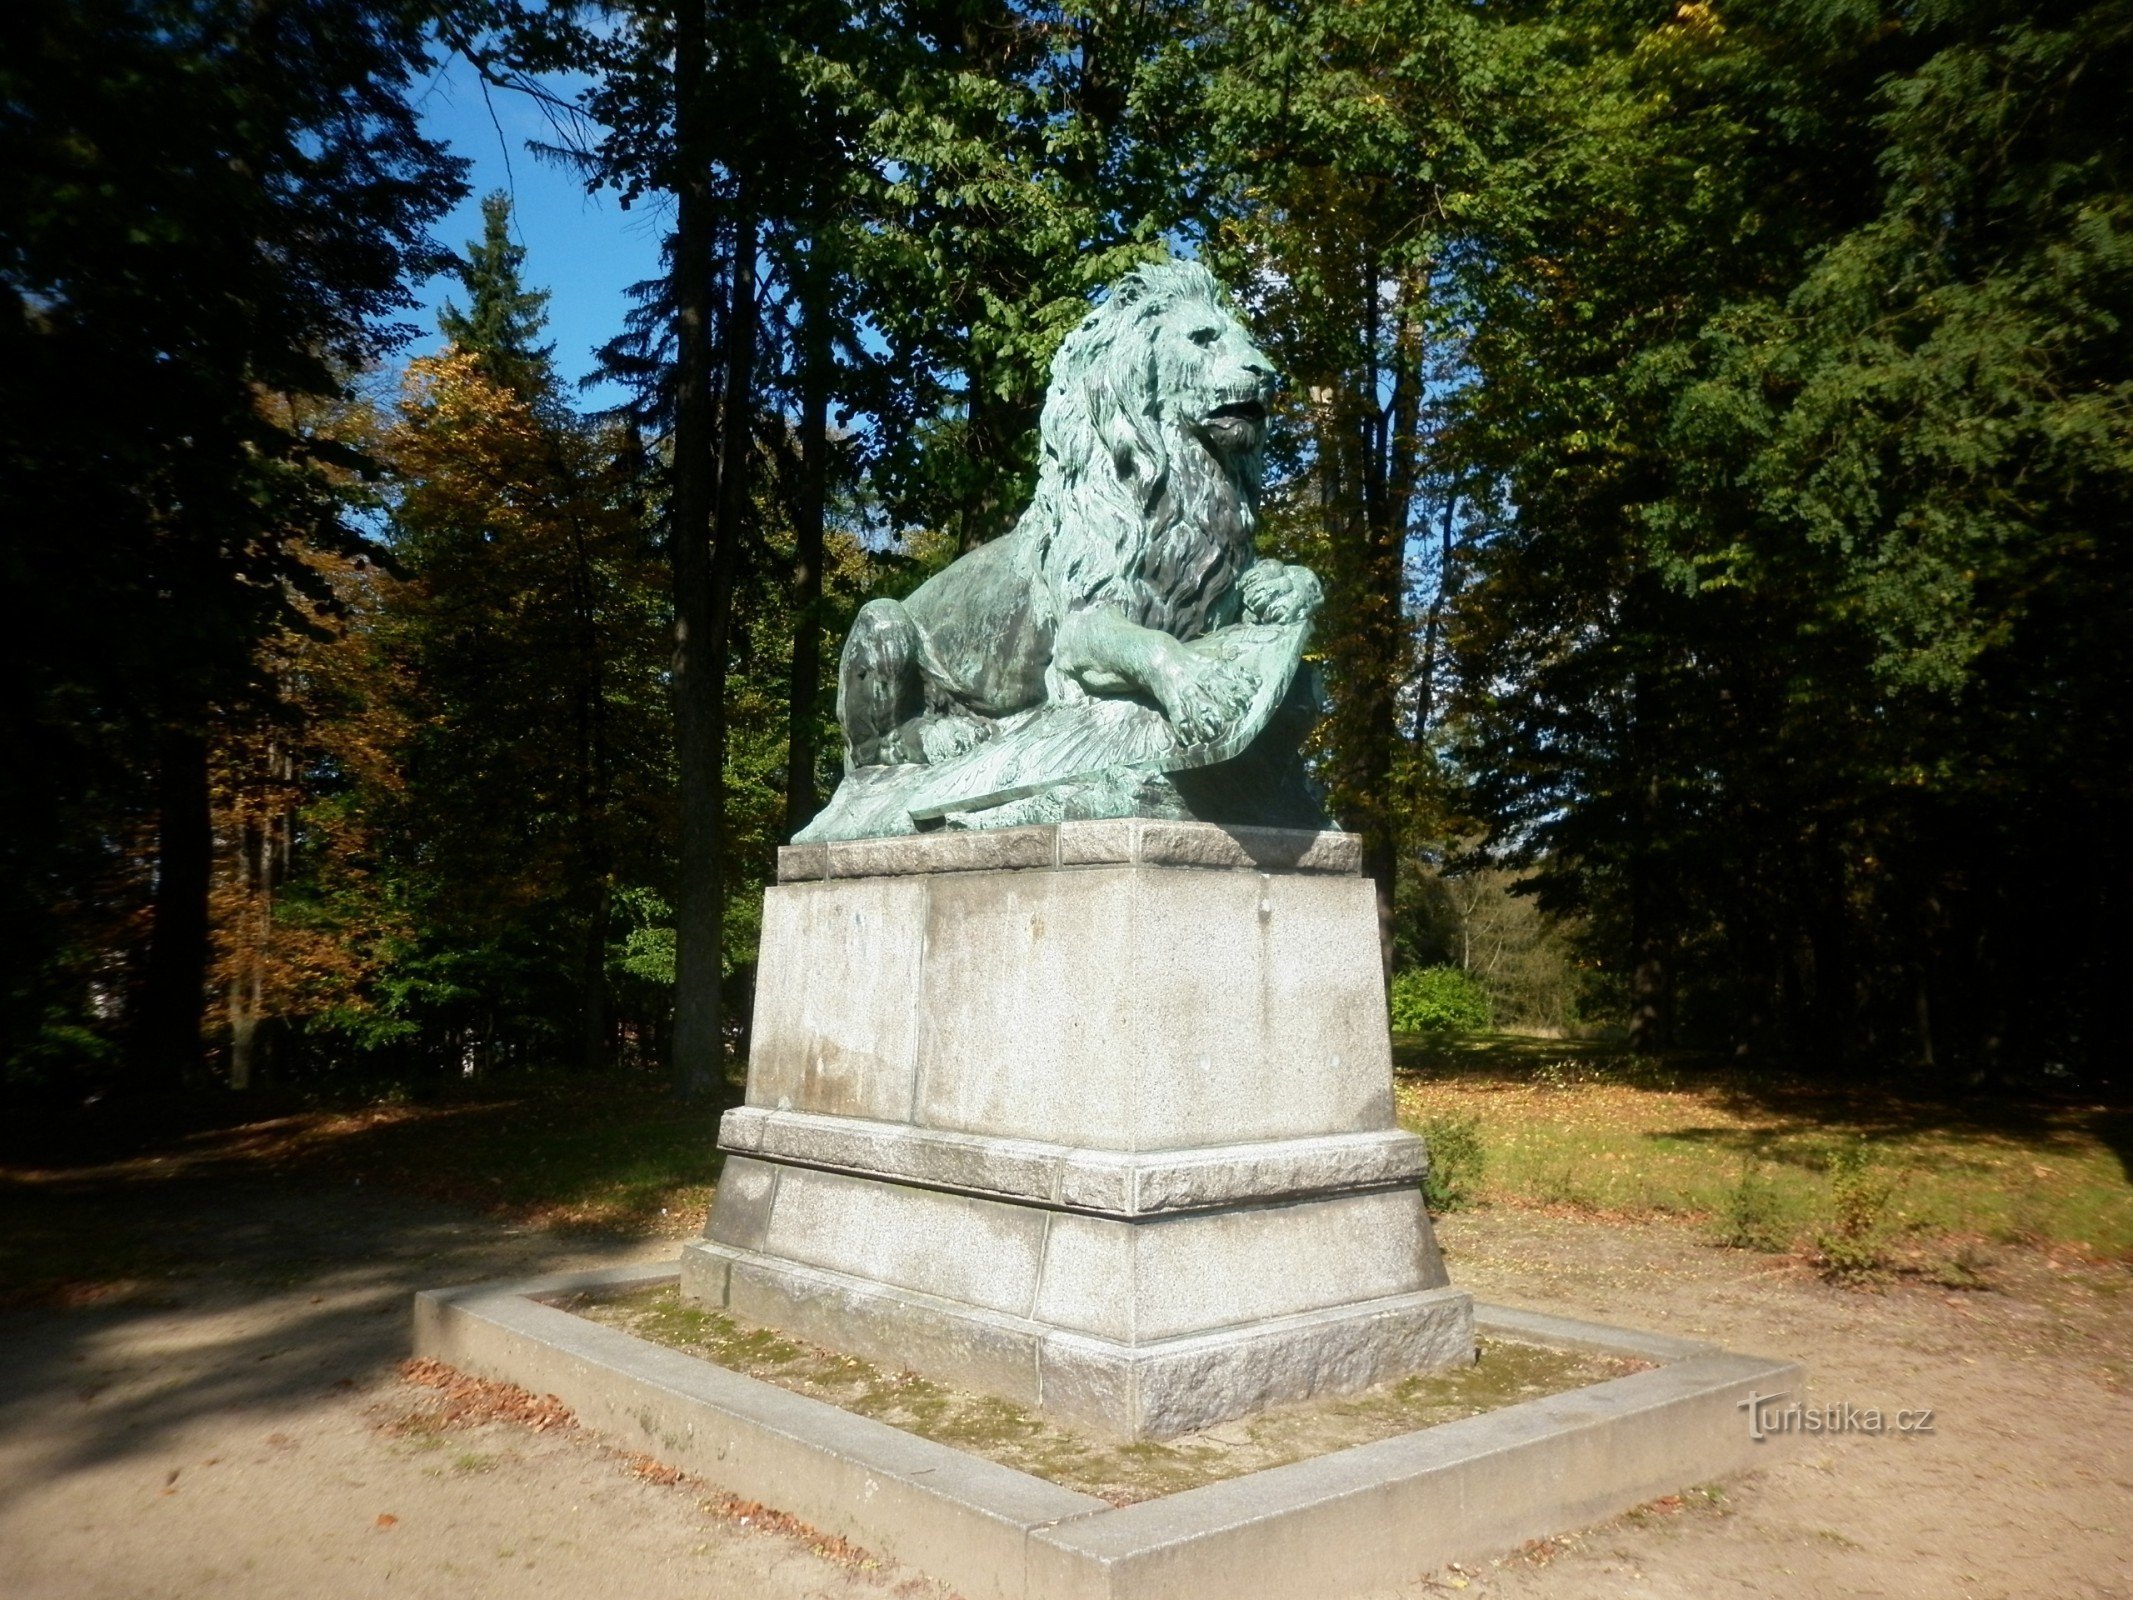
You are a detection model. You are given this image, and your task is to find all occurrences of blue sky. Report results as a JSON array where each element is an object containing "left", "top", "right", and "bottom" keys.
[{"left": 403, "top": 54, "right": 665, "bottom": 411}]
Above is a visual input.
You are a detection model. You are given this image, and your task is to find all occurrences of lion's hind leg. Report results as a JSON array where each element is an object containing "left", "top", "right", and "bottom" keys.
[{"left": 837, "top": 598, "right": 930, "bottom": 768}]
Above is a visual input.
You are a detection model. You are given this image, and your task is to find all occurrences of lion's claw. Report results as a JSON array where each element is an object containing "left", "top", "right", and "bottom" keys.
[
  {"left": 1239, "top": 560, "right": 1323, "bottom": 627},
  {"left": 1156, "top": 657, "right": 1249, "bottom": 746}
]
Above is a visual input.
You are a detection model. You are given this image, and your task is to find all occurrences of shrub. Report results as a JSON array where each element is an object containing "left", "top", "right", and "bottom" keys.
[
  {"left": 1421, "top": 1115, "right": 1487, "bottom": 1213},
  {"left": 1815, "top": 1141, "right": 1897, "bottom": 1283},
  {"left": 1389, "top": 966, "right": 1494, "bottom": 1035},
  {"left": 1715, "top": 1161, "right": 1789, "bottom": 1253}
]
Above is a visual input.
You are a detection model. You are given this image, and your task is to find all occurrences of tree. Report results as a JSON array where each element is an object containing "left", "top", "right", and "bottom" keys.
[
  {"left": 380, "top": 334, "right": 671, "bottom": 1079},
  {"left": 1, "top": 0, "right": 465, "bottom": 1090},
  {"left": 439, "top": 190, "right": 559, "bottom": 402},
  {"left": 1194, "top": 0, "right": 1523, "bottom": 970},
  {"left": 850, "top": 0, "right": 1194, "bottom": 550},
  {"left": 210, "top": 534, "right": 418, "bottom": 1090},
  {"left": 1444, "top": 0, "right": 2131, "bottom": 1076},
  {"left": 463, "top": 0, "right": 802, "bottom": 1100}
]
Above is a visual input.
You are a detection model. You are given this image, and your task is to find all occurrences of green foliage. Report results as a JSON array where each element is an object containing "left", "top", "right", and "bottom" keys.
[
  {"left": 1815, "top": 1142, "right": 1898, "bottom": 1283},
  {"left": 1419, "top": 1115, "right": 1486, "bottom": 1214},
  {"left": 1389, "top": 966, "right": 1495, "bottom": 1036},
  {"left": 1398, "top": 863, "right": 1590, "bottom": 1032},
  {"left": 1443, "top": 0, "right": 2133, "bottom": 1080},
  {"left": 609, "top": 888, "right": 677, "bottom": 988},
  {"left": 847, "top": 2, "right": 1191, "bottom": 544},
  {"left": 1194, "top": 0, "right": 1525, "bottom": 884},
  {"left": 1715, "top": 1162, "right": 1791, "bottom": 1254},
  {"left": 438, "top": 191, "right": 557, "bottom": 402}
]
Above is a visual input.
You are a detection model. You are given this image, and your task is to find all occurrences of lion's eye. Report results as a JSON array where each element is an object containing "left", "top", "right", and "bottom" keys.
[{"left": 1188, "top": 327, "right": 1220, "bottom": 346}]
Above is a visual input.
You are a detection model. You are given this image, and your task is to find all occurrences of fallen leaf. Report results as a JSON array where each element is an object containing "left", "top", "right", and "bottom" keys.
[{"left": 375, "top": 1513, "right": 399, "bottom": 1530}]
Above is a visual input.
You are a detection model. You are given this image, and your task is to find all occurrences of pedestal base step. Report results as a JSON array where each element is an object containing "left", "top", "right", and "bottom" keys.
[
  {"left": 683, "top": 1238, "right": 1475, "bottom": 1439},
  {"left": 720, "top": 1107, "right": 1428, "bottom": 1215}
]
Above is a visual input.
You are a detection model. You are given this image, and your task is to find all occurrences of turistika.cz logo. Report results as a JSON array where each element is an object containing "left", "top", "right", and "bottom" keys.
[{"left": 1738, "top": 1391, "right": 1935, "bottom": 1441}]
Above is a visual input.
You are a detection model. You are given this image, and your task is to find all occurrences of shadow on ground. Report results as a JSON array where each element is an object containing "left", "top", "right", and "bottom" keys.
[{"left": 0, "top": 1156, "right": 658, "bottom": 1518}]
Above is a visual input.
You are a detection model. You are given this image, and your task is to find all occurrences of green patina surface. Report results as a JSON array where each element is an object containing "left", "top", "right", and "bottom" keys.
[
  {"left": 803, "top": 261, "right": 1329, "bottom": 843},
  {"left": 556, "top": 1282, "right": 1649, "bottom": 1505}
]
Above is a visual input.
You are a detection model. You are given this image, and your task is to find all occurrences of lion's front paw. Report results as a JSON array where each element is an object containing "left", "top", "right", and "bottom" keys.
[
  {"left": 1154, "top": 654, "right": 1250, "bottom": 747},
  {"left": 1238, "top": 560, "right": 1324, "bottom": 626}
]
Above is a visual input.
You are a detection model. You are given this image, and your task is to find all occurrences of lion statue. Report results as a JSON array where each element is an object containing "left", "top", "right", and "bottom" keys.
[{"left": 801, "top": 260, "right": 1327, "bottom": 842}]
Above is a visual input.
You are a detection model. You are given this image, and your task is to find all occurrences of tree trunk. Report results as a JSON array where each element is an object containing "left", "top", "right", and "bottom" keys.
[
  {"left": 1627, "top": 881, "right": 1672, "bottom": 1052},
  {"left": 1318, "top": 269, "right": 1419, "bottom": 980},
  {"left": 226, "top": 740, "right": 276, "bottom": 1091},
  {"left": 695, "top": 198, "right": 759, "bottom": 1109},
  {"left": 1627, "top": 754, "right": 1673, "bottom": 1053},
  {"left": 784, "top": 275, "right": 829, "bottom": 839},
  {"left": 227, "top": 972, "right": 260, "bottom": 1089},
  {"left": 136, "top": 724, "right": 211, "bottom": 1086},
  {"left": 233, "top": 737, "right": 295, "bottom": 1090},
  {"left": 668, "top": 0, "right": 725, "bottom": 1101},
  {"left": 1412, "top": 495, "right": 1459, "bottom": 740},
  {"left": 565, "top": 451, "right": 613, "bottom": 1075},
  {"left": 580, "top": 880, "right": 611, "bottom": 1074}
]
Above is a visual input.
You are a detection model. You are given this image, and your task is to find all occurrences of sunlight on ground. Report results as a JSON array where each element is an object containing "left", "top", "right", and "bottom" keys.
[{"left": 1393, "top": 1034, "right": 2133, "bottom": 1263}]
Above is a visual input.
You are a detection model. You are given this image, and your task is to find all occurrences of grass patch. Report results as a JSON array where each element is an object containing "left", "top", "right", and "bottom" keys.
[
  {"left": 1394, "top": 1033, "right": 2133, "bottom": 1265},
  {"left": 557, "top": 1283, "right": 1647, "bottom": 1505}
]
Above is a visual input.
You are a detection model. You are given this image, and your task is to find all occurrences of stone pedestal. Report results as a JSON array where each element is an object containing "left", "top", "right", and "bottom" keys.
[{"left": 682, "top": 819, "right": 1474, "bottom": 1438}]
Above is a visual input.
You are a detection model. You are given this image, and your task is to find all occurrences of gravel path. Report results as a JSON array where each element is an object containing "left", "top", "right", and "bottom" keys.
[
  {"left": 1410, "top": 1209, "right": 2133, "bottom": 1600},
  {"left": 3, "top": 1173, "right": 2127, "bottom": 1599},
  {"left": 0, "top": 1174, "right": 929, "bottom": 1599}
]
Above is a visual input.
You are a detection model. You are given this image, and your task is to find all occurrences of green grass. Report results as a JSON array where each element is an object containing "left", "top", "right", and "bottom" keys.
[{"left": 1395, "top": 1034, "right": 2133, "bottom": 1263}]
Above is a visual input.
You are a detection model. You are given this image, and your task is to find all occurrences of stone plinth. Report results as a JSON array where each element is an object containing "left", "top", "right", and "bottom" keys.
[{"left": 682, "top": 819, "right": 1474, "bottom": 1438}]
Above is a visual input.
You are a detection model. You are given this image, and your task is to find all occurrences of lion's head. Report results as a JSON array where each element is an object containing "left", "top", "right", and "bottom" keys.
[{"left": 1021, "top": 261, "right": 1278, "bottom": 641}]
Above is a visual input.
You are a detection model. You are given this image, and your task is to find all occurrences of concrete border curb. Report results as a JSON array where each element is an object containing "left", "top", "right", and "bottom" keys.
[{"left": 413, "top": 1262, "right": 1799, "bottom": 1600}]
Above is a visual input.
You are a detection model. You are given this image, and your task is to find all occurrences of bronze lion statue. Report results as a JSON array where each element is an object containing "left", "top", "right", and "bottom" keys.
[{"left": 803, "top": 260, "right": 1327, "bottom": 841}]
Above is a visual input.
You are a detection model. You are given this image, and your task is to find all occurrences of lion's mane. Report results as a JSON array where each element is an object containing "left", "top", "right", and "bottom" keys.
[{"left": 1016, "top": 261, "right": 1264, "bottom": 644}]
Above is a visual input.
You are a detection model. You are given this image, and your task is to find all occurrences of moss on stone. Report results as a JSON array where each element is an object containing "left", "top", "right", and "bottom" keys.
[{"left": 556, "top": 1283, "right": 1647, "bottom": 1505}]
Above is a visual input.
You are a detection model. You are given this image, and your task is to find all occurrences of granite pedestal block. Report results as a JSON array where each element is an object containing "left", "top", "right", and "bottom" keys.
[{"left": 682, "top": 819, "right": 1475, "bottom": 1438}]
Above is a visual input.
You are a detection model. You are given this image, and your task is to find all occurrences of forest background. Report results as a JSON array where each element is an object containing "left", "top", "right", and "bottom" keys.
[{"left": 5, "top": 0, "right": 2127, "bottom": 1109}]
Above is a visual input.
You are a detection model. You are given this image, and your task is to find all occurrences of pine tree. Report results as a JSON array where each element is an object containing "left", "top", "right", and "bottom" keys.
[{"left": 439, "top": 191, "right": 558, "bottom": 403}]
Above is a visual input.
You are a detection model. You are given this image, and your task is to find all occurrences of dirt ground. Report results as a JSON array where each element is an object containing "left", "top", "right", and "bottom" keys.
[{"left": 3, "top": 1170, "right": 2129, "bottom": 1600}]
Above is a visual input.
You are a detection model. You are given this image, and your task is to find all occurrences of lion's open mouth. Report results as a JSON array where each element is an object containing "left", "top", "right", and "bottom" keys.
[{"left": 1206, "top": 400, "right": 1266, "bottom": 426}]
